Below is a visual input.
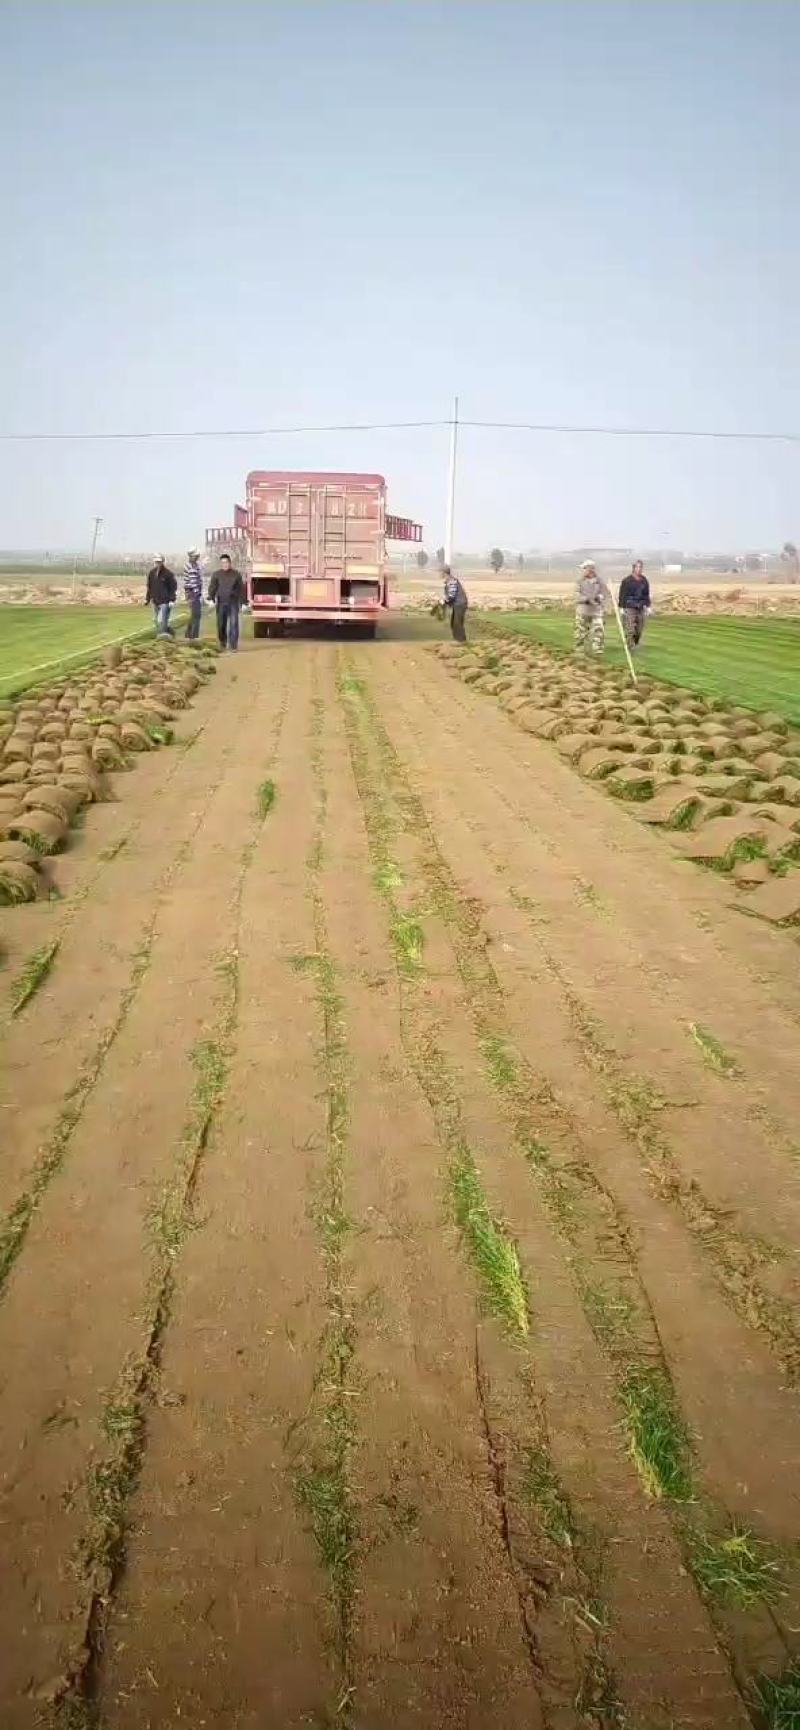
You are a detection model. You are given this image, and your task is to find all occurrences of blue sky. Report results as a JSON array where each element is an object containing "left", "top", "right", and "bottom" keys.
[{"left": 0, "top": 0, "right": 798, "bottom": 554}]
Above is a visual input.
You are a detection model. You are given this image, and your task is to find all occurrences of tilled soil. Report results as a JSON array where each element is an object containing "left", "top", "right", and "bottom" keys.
[{"left": 1, "top": 627, "right": 799, "bottom": 1730}]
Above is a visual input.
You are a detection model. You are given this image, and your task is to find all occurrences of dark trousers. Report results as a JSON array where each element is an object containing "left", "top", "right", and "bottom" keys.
[
  {"left": 217, "top": 600, "right": 240, "bottom": 650},
  {"left": 450, "top": 601, "right": 468, "bottom": 642},
  {"left": 623, "top": 606, "right": 646, "bottom": 648},
  {"left": 185, "top": 598, "right": 202, "bottom": 640}
]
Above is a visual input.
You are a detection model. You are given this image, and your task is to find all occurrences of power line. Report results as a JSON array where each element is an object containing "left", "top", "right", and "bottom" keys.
[
  {"left": 463, "top": 419, "right": 800, "bottom": 444},
  {"left": 0, "top": 417, "right": 799, "bottom": 444},
  {"left": 0, "top": 420, "right": 445, "bottom": 444}
]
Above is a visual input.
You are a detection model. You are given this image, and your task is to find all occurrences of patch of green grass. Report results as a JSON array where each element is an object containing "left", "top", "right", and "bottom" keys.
[
  {"left": 296, "top": 1465, "right": 354, "bottom": 1591},
  {"left": 753, "top": 1660, "right": 800, "bottom": 1728},
  {"left": 687, "top": 1525, "right": 784, "bottom": 1610},
  {"left": 0, "top": 605, "right": 155, "bottom": 697},
  {"left": 688, "top": 1021, "right": 740, "bottom": 1077},
  {"left": 481, "top": 1032, "right": 519, "bottom": 1092},
  {"left": 618, "top": 1364, "right": 693, "bottom": 1501},
  {"left": 704, "top": 836, "right": 765, "bottom": 874},
  {"left": 374, "top": 859, "right": 404, "bottom": 895},
  {"left": 340, "top": 673, "right": 366, "bottom": 699},
  {"left": 390, "top": 910, "right": 424, "bottom": 972},
  {"left": 664, "top": 797, "right": 702, "bottom": 831},
  {"left": 144, "top": 720, "right": 174, "bottom": 745},
  {"left": 83, "top": 1386, "right": 144, "bottom": 1578},
  {"left": 9, "top": 939, "right": 59, "bottom": 1015},
  {"left": 523, "top": 1445, "right": 574, "bottom": 1547},
  {"left": 486, "top": 612, "right": 800, "bottom": 727},
  {"left": 575, "top": 1650, "right": 628, "bottom": 1727},
  {"left": 257, "top": 777, "right": 276, "bottom": 817},
  {"left": 450, "top": 1147, "right": 529, "bottom": 1337}
]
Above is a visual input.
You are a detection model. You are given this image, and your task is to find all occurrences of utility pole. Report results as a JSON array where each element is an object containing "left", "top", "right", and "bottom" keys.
[
  {"left": 444, "top": 395, "right": 459, "bottom": 567},
  {"left": 90, "top": 516, "right": 103, "bottom": 563}
]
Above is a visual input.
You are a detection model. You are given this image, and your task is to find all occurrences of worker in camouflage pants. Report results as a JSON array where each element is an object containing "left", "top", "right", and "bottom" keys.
[{"left": 574, "top": 560, "right": 609, "bottom": 655}]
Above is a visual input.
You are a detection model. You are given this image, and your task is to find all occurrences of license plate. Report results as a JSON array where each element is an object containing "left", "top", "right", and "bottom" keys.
[{"left": 302, "top": 582, "right": 328, "bottom": 600}]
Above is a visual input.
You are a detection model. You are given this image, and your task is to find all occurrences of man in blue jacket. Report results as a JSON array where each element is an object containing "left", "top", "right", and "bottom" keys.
[
  {"left": 443, "top": 565, "right": 468, "bottom": 642},
  {"left": 618, "top": 560, "right": 651, "bottom": 651}
]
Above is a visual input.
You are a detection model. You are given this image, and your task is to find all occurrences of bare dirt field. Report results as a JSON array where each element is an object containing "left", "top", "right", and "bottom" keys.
[{"left": 1, "top": 620, "right": 799, "bottom": 1729}]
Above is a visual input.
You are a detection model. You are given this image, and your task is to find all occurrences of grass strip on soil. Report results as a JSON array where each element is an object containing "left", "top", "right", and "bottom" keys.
[
  {"left": 753, "top": 1658, "right": 800, "bottom": 1728},
  {"left": 0, "top": 929, "right": 155, "bottom": 1298},
  {"left": 339, "top": 653, "right": 790, "bottom": 1708},
  {"left": 505, "top": 886, "right": 800, "bottom": 1384},
  {"left": 9, "top": 938, "right": 60, "bottom": 1015},
  {"left": 293, "top": 687, "right": 357, "bottom": 1715},
  {"left": 54, "top": 987, "right": 237, "bottom": 1728},
  {"left": 51, "top": 744, "right": 288, "bottom": 1725}
]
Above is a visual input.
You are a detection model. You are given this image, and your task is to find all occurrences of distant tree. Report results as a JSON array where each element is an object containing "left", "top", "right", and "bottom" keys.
[
  {"left": 436, "top": 545, "right": 445, "bottom": 566},
  {"left": 781, "top": 541, "right": 799, "bottom": 579},
  {"left": 489, "top": 547, "right": 504, "bottom": 573},
  {"left": 517, "top": 552, "right": 525, "bottom": 570},
  {"left": 416, "top": 548, "right": 429, "bottom": 568}
]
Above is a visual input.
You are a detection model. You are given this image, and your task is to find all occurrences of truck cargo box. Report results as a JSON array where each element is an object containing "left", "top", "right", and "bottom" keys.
[{"left": 207, "top": 470, "right": 421, "bottom": 637}]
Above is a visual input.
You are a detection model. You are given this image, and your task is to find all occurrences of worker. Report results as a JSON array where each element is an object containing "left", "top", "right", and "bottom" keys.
[
  {"left": 618, "top": 559, "right": 651, "bottom": 651},
  {"left": 208, "top": 552, "right": 245, "bottom": 652},
  {"left": 183, "top": 550, "right": 204, "bottom": 640},
  {"left": 574, "top": 560, "right": 609, "bottom": 656},
  {"left": 145, "top": 556, "right": 177, "bottom": 636},
  {"left": 443, "top": 565, "right": 469, "bottom": 642}
]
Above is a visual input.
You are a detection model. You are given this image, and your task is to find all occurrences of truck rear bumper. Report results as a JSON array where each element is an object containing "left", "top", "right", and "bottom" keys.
[{"left": 251, "top": 609, "right": 384, "bottom": 624}]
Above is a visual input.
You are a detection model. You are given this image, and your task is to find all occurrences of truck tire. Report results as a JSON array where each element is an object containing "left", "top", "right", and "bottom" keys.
[
  {"left": 253, "top": 621, "right": 269, "bottom": 640},
  {"left": 360, "top": 622, "right": 377, "bottom": 640}
]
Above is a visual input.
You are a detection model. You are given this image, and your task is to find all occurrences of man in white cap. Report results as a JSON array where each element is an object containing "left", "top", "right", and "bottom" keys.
[{"left": 575, "top": 560, "right": 610, "bottom": 656}]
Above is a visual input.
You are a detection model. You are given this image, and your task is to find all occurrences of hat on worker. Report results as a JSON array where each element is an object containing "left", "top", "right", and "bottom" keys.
[{"left": 581, "top": 559, "right": 596, "bottom": 571}]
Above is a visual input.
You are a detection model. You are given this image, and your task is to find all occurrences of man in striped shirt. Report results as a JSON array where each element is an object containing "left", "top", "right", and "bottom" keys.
[{"left": 183, "top": 550, "right": 203, "bottom": 640}]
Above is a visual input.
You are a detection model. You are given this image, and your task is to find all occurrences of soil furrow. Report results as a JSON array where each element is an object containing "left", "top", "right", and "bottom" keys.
[
  {"left": 50, "top": 660, "right": 291, "bottom": 1727},
  {"left": 320, "top": 654, "right": 548, "bottom": 1728},
  {"left": 383, "top": 648, "right": 800, "bottom": 1397},
  {"left": 338, "top": 651, "right": 751, "bottom": 1730},
  {"left": 357, "top": 648, "right": 800, "bottom": 1672},
  {"left": 0, "top": 654, "right": 287, "bottom": 1726},
  {"left": 0, "top": 665, "right": 266, "bottom": 1225},
  {"left": 97, "top": 646, "right": 335, "bottom": 1728}
]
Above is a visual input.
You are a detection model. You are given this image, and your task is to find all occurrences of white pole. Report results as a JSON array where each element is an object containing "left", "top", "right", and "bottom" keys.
[
  {"left": 444, "top": 394, "right": 459, "bottom": 567},
  {"left": 90, "top": 516, "right": 102, "bottom": 563},
  {"left": 609, "top": 584, "right": 638, "bottom": 686}
]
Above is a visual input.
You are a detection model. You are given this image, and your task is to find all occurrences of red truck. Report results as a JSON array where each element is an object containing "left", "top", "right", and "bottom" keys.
[{"left": 206, "top": 470, "right": 421, "bottom": 638}]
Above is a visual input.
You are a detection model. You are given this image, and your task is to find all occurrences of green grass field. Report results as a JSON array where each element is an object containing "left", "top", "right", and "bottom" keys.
[
  {"left": 0, "top": 606, "right": 178, "bottom": 697},
  {"left": 488, "top": 612, "right": 800, "bottom": 725}
]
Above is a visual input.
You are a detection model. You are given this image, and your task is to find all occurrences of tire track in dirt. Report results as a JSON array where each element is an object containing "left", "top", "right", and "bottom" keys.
[
  {"left": 389, "top": 649, "right": 800, "bottom": 1385},
  {"left": 338, "top": 653, "right": 751, "bottom": 1730},
  {"left": 0, "top": 650, "right": 289, "bottom": 1727},
  {"left": 97, "top": 648, "right": 337, "bottom": 1729}
]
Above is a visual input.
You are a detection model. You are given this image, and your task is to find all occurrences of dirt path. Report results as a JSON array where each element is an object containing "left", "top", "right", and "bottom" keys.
[{"left": 1, "top": 629, "right": 798, "bottom": 1728}]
